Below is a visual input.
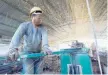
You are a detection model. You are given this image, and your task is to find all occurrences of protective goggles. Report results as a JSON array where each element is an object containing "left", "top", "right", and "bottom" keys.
[{"left": 31, "top": 11, "right": 42, "bottom": 16}]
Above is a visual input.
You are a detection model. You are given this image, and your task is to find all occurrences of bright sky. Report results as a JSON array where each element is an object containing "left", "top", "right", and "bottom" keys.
[
  {"left": 0, "top": 39, "right": 107, "bottom": 56},
  {"left": 0, "top": 44, "right": 9, "bottom": 56}
]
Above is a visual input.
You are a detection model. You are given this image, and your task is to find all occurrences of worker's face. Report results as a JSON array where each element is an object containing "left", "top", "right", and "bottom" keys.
[{"left": 31, "top": 13, "right": 42, "bottom": 26}]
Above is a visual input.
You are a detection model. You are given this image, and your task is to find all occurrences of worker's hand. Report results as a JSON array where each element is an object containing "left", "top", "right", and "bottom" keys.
[
  {"left": 8, "top": 48, "right": 19, "bottom": 61},
  {"left": 43, "top": 49, "right": 52, "bottom": 55}
]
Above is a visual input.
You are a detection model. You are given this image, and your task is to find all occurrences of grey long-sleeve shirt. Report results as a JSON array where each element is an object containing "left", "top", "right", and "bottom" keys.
[{"left": 9, "top": 22, "right": 49, "bottom": 52}]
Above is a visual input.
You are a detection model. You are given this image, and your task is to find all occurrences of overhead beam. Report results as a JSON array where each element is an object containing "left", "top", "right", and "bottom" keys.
[
  {"left": 0, "top": 29, "right": 13, "bottom": 37},
  {"left": 0, "top": 12, "right": 23, "bottom": 23},
  {"left": 1, "top": 0, "right": 28, "bottom": 16},
  {"left": 22, "top": 0, "right": 34, "bottom": 6},
  {"left": 0, "top": 22, "right": 17, "bottom": 29}
]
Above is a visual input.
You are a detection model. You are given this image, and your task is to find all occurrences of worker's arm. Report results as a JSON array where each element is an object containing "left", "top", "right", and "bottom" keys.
[
  {"left": 41, "top": 27, "right": 52, "bottom": 54},
  {"left": 9, "top": 23, "right": 26, "bottom": 50},
  {"left": 8, "top": 23, "right": 26, "bottom": 61}
]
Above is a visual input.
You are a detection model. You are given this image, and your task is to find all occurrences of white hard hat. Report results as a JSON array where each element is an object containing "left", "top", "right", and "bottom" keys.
[{"left": 30, "top": 7, "right": 42, "bottom": 16}]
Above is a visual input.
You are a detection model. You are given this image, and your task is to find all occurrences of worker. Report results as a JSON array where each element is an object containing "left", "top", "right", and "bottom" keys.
[{"left": 8, "top": 7, "right": 52, "bottom": 74}]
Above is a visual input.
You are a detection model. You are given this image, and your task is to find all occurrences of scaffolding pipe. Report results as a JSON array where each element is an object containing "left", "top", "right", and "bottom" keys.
[{"left": 85, "top": 0, "right": 102, "bottom": 75}]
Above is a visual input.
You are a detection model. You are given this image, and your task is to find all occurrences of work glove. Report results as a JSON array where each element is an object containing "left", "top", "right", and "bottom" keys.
[
  {"left": 8, "top": 48, "right": 19, "bottom": 61},
  {"left": 42, "top": 47, "right": 52, "bottom": 55},
  {"left": 43, "top": 49, "right": 52, "bottom": 55}
]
